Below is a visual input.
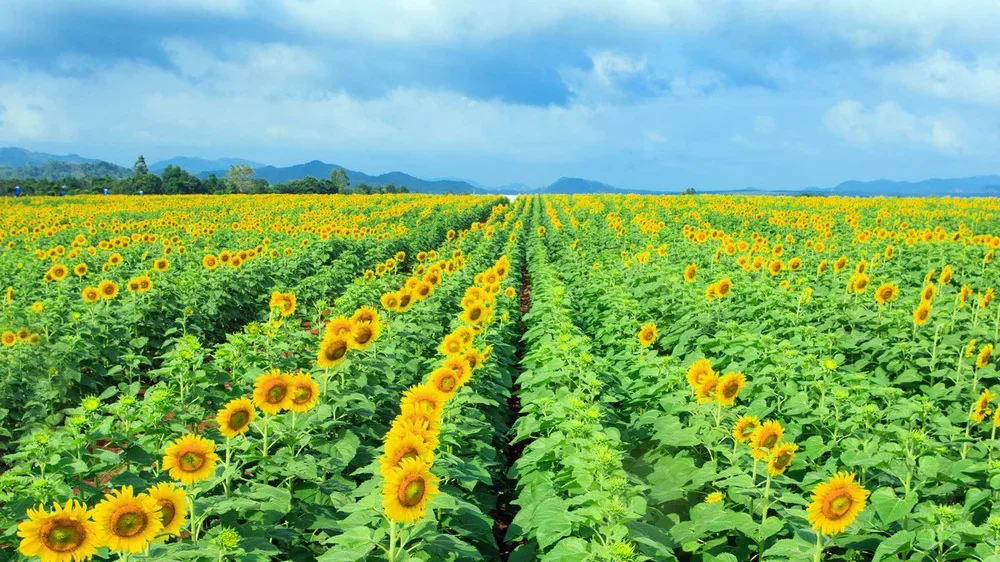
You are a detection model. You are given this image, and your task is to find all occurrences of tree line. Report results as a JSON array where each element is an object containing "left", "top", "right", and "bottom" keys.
[{"left": 0, "top": 156, "right": 409, "bottom": 197}]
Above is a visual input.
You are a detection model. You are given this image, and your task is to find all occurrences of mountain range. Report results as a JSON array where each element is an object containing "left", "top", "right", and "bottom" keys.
[{"left": 2, "top": 146, "right": 1000, "bottom": 197}]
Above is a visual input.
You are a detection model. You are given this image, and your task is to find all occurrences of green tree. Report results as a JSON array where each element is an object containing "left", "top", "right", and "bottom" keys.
[
  {"left": 329, "top": 168, "right": 350, "bottom": 194},
  {"left": 134, "top": 155, "right": 149, "bottom": 176},
  {"left": 225, "top": 164, "right": 256, "bottom": 194}
]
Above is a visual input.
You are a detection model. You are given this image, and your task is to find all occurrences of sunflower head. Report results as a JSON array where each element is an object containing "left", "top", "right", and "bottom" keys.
[
  {"left": 807, "top": 472, "right": 870, "bottom": 535},
  {"left": 351, "top": 306, "right": 380, "bottom": 326},
  {"left": 381, "top": 430, "right": 435, "bottom": 477},
  {"left": 695, "top": 372, "right": 720, "bottom": 404},
  {"left": 98, "top": 280, "right": 120, "bottom": 299},
  {"left": 874, "top": 282, "right": 898, "bottom": 305},
  {"left": 767, "top": 442, "right": 798, "bottom": 476},
  {"left": 162, "top": 434, "right": 219, "bottom": 485},
  {"left": 382, "top": 457, "right": 440, "bottom": 523},
  {"left": 287, "top": 373, "right": 320, "bottom": 413},
  {"left": 732, "top": 415, "right": 759, "bottom": 443},
  {"left": 750, "top": 420, "right": 785, "bottom": 460},
  {"left": 686, "top": 359, "right": 714, "bottom": 390},
  {"left": 17, "top": 499, "right": 100, "bottom": 562},
  {"left": 349, "top": 320, "right": 380, "bottom": 350},
  {"left": 253, "top": 369, "right": 292, "bottom": 414},
  {"left": 316, "top": 335, "right": 350, "bottom": 369},
  {"left": 216, "top": 397, "right": 256, "bottom": 438},
  {"left": 684, "top": 264, "right": 697, "bottom": 282},
  {"left": 638, "top": 322, "right": 658, "bottom": 347},
  {"left": 400, "top": 385, "right": 447, "bottom": 421},
  {"left": 715, "top": 372, "right": 747, "bottom": 407},
  {"left": 913, "top": 300, "right": 932, "bottom": 326},
  {"left": 973, "top": 388, "right": 995, "bottom": 422},
  {"left": 324, "top": 316, "right": 353, "bottom": 339},
  {"left": 147, "top": 483, "right": 187, "bottom": 537},
  {"left": 977, "top": 344, "right": 994, "bottom": 370},
  {"left": 92, "top": 486, "right": 163, "bottom": 553}
]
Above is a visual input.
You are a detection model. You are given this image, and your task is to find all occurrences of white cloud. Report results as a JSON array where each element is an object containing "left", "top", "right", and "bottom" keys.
[
  {"left": 882, "top": 51, "right": 1000, "bottom": 106},
  {"left": 824, "top": 100, "right": 964, "bottom": 152}
]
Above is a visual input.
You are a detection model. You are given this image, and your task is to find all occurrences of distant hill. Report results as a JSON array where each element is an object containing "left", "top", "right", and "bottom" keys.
[
  {"left": 541, "top": 177, "right": 628, "bottom": 194},
  {"left": 198, "top": 160, "right": 480, "bottom": 194},
  {"left": 818, "top": 175, "right": 1000, "bottom": 197},
  {"left": 150, "top": 156, "right": 262, "bottom": 174},
  {"left": 0, "top": 147, "right": 132, "bottom": 180}
]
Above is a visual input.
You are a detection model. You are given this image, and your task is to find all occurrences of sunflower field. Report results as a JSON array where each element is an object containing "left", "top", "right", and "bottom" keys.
[{"left": 3, "top": 193, "right": 1000, "bottom": 562}]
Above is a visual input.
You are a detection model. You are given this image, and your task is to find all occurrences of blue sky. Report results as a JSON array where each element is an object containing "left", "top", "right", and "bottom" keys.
[{"left": 2, "top": 1, "right": 1000, "bottom": 190}]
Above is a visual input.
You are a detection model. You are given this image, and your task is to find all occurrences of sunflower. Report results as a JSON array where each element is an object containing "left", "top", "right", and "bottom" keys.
[
  {"left": 973, "top": 388, "right": 995, "bottom": 422},
  {"left": 16, "top": 327, "right": 31, "bottom": 341},
  {"left": 162, "top": 434, "right": 219, "bottom": 485},
  {"left": 444, "top": 355, "right": 474, "bottom": 385},
  {"left": 767, "top": 442, "right": 798, "bottom": 476},
  {"left": 253, "top": 369, "right": 292, "bottom": 414},
  {"left": 97, "top": 280, "right": 119, "bottom": 300},
  {"left": 504, "top": 286, "right": 517, "bottom": 299},
  {"left": 816, "top": 260, "right": 828, "bottom": 275},
  {"left": 427, "top": 366, "right": 463, "bottom": 398},
  {"left": 750, "top": 420, "right": 784, "bottom": 460},
  {"left": 851, "top": 273, "right": 869, "bottom": 293},
  {"left": 349, "top": 320, "right": 380, "bottom": 350},
  {"left": 833, "top": 256, "right": 848, "bottom": 272},
  {"left": 982, "top": 288, "right": 996, "bottom": 310},
  {"left": 874, "top": 283, "right": 898, "bottom": 305},
  {"left": 153, "top": 258, "right": 170, "bottom": 272},
  {"left": 397, "top": 290, "right": 414, "bottom": 311},
  {"left": 287, "top": 373, "right": 320, "bottom": 413},
  {"left": 79, "top": 286, "right": 100, "bottom": 303},
  {"left": 977, "top": 344, "right": 994, "bottom": 369},
  {"left": 921, "top": 283, "right": 937, "bottom": 302},
  {"left": 316, "top": 336, "right": 350, "bottom": 369},
  {"left": 439, "top": 331, "right": 468, "bottom": 356},
  {"left": 939, "top": 265, "right": 953, "bottom": 285},
  {"left": 136, "top": 276, "right": 152, "bottom": 292},
  {"left": 715, "top": 372, "right": 747, "bottom": 406},
  {"left": 686, "top": 359, "right": 714, "bottom": 390},
  {"left": 388, "top": 415, "right": 441, "bottom": 450},
  {"left": 695, "top": 372, "right": 720, "bottom": 404},
  {"left": 17, "top": 499, "right": 100, "bottom": 562},
  {"left": 716, "top": 278, "right": 733, "bottom": 298},
  {"left": 324, "top": 316, "right": 353, "bottom": 339},
  {"left": 351, "top": 306, "right": 380, "bottom": 326},
  {"left": 381, "top": 292, "right": 401, "bottom": 311},
  {"left": 380, "top": 431, "right": 435, "bottom": 477},
  {"left": 768, "top": 260, "right": 783, "bottom": 276},
  {"left": 414, "top": 281, "right": 434, "bottom": 300},
  {"left": 966, "top": 339, "right": 978, "bottom": 358},
  {"left": 461, "top": 300, "right": 487, "bottom": 325},
  {"left": 913, "top": 300, "right": 931, "bottom": 326},
  {"left": 807, "top": 472, "right": 869, "bottom": 535},
  {"left": 216, "top": 397, "right": 256, "bottom": 438},
  {"left": 401, "top": 385, "right": 447, "bottom": 420},
  {"left": 73, "top": 263, "right": 88, "bottom": 277},
  {"left": 382, "top": 457, "right": 440, "bottom": 523},
  {"left": 732, "top": 415, "right": 759, "bottom": 443},
  {"left": 147, "top": 483, "right": 187, "bottom": 537},
  {"left": 127, "top": 278, "right": 141, "bottom": 292},
  {"left": 638, "top": 323, "right": 658, "bottom": 347},
  {"left": 1, "top": 331, "right": 16, "bottom": 346},
  {"left": 48, "top": 264, "right": 69, "bottom": 282},
  {"left": 705, "top": 283, "right": 718, "bottom": 301},
  {"left": 92, "top": 486, "right": 163, "bottom": 553},
  {"left": 684, "top": 263, "right": 697, "bottom": 282},
  {"left": 202, "top": 254, "right": 219, "bottom": 270}
]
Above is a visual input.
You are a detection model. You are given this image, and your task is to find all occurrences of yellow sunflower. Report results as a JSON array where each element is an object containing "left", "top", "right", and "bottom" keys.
[
  {"left": 913, "top": 300, "right": 931, "bottom": 326},
  {"left": 921, "top": 283, "right": 937, "bottom": 302},
  {"left": 2, "top": 331, "right": 17, "bottom": 346},
  {"left": 316, "top": 336, "right": 350, "bottom": 369},
  {"left": 381, "top": 292, "right": 401, "bottom": 311},
  {"left": 91, "top": 486, "right": 163, "bottom": 553},
  {"left": 638, "top": 322, "right": 658, "bottom": 347},
  {"left": 97, "top": 280, "right": 119, "bottom": 300},
  {"left": 162, "top": 434, "right": 220, "bottom": 485},
  {"left": 349, "top": 320, "right": 380, "bottom": 350},
  {"left": 767, "top": 442, "right": 798, "bottom": 476},
  {"left": 351, "top": 306, "right": 380, "bottom": 326},
  {"left": 147, "top": 483, "right": 187, "bottom": 537},
  {"left": 388, "top": 415, "right": 440, "bottom": 450},
  {"left": 973, "top": 388, "right": 995, "bottom": 422},
  {"left": 439, "top": 331, "right": 468, "bottom": 356},
  {"left": 397, "top": 290, "right": 414, "bottom": 312},
  {"left": 287, "top": 373, "right": 320, "bottom": 413},
  {"left": 807, "top": 472, "right": 870, "bottom": 535},
  {"left": 977, "top": 344, "right": 994, "bottom": 370},
  {"left": 695, "top": 372, "right": 720, "bottom": 404},
  {"left": 153, "top": 258, "right": 170, "bottom": 272},
  {"left": 750, "top": 420, "right": 784, "bottom": 460},
  {"left": 732, "top": 415, "right": 759, "bottom": 443},
  {"left": 460, "top": 300, "right": 487, "bottom": 325},
  {"left": 505, "top": 286, "right": 517, "bottom": 299},
  {"left": 939, "top": 265, "right": 953, "bottom": 285},
  {"left": 17, "top": 499, "right": 100, "bottom": 562},
  {"left": 324, "top": 316, "right": 353, "bottom": 339},
  {"left": 73, "top": 263, "right": 88, "bottom": 277},
  {"left": 684, "top": 263, "right": 697, "bottom": 282},
  {"left": 686, "top": 359, "right": 714, "bottom": 390},
  {"left": 715, "top": 372, "right": 747, "bottom": 407},
  {"left": 202, "top": 254, "right": 219, "bottom": 270},
  {"left": 427, "top": 366, "right": 463, "bottom": 399},
  {"left": 216, "top": 397, "right": 256, "bottom": 438},
  {"left": 461, "top": 347, "right": 487, "bottom": 373},
  {"left": 400, "top": 385, "right": 447, "bottom": 420},
  {"left": 382, "top": 457, "right": 440, "bottom": 523},
  {"left": 380, "top": 431, "right": 435, "bottom": 477},
  {"left": 253, "top": 369, "right": 292, "bottom": 415},
  {"left": 874, "top": 283, "right": 898, "bottom": 305},
  {"left": 715, "top": 278, "right": 733, "bottom": 298}
]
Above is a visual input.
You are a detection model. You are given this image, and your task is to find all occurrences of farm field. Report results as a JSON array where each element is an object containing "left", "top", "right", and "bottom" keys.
[{"left": 3, "top": 193, "right": 1000, "bottom": 562}]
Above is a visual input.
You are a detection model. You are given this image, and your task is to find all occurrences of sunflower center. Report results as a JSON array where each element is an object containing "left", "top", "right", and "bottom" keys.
[
  {"left": 439, "top": 375, "right": 456, "bottom": 392},
  {"left": 266, "top": 385, "right": 287, "bottom": 404},
  {"left": 180, "top": 451, "right": 206, "bottom": 472},
  {"left": 229, "top": 410, "right": 250, "bottom": 429},
  {"left": 761, "top": 433, "right": 778, "bottom": 448},
  {"left": 42, "top": 519, "right": 85, "bottom": 552},
  {"left": 739, "top": 426, "right": 755, "bottom": 439},
  {"left": 355, "top": 327, "right": 372, "bottom": 344},
  {"left": 825, "top": 492, "right": 853, "bottom": 518},
  {"left": 293, "top": 386, "right": 313, "bottom": 404},
  {"left": 326, "top": 342, "right": 347, "bottom": 361},
  {"left": 112, "top": 508, "right": 148, "bottom": 538},
  {"left": 774, "top": 452, "right": 792, "bottom": 468},
  {"left": 418, "top": 398, "right": 436, "bottom": 410},
  {"left": 157, "top": 500, "right": 176, "bottom": 527},
  {"left": 394, "top": 447, "right": 419, "bottom": 465},
  {"left": 469, "top": 308, "right": 482, "bottom": 321},
  {"left": 399, "top": 295, "right": 411, "bottom": 307},
  {"left": 722, "top": 381, "right": 739, "bottom": 398},
  {"left": 397, "top": 475, "right": 426, "bottom": 507}
]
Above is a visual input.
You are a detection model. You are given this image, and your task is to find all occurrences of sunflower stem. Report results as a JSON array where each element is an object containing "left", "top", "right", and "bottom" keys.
[
  {"left": 223, "top": 438, "right": 232, "bottom": 497},
  {"left": 188, "top": 488, "right": 199, "bottom": 542},
  {"left": 813, "top": 533, "right": 823, "bottom": 562},
  {"left": 387, "top": 519, "right": 398, "bottom": 562},
  {"left": 261, "top": 415, "right": 270, "bottom": 458},
  {"left": 760, "top": 473, "right": 772, "bottom": 526}
]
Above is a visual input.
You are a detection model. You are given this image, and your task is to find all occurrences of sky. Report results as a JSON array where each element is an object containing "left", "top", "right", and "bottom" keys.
[{"left": 2, "top": 1, "right": 1000, "bottom": 191}]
